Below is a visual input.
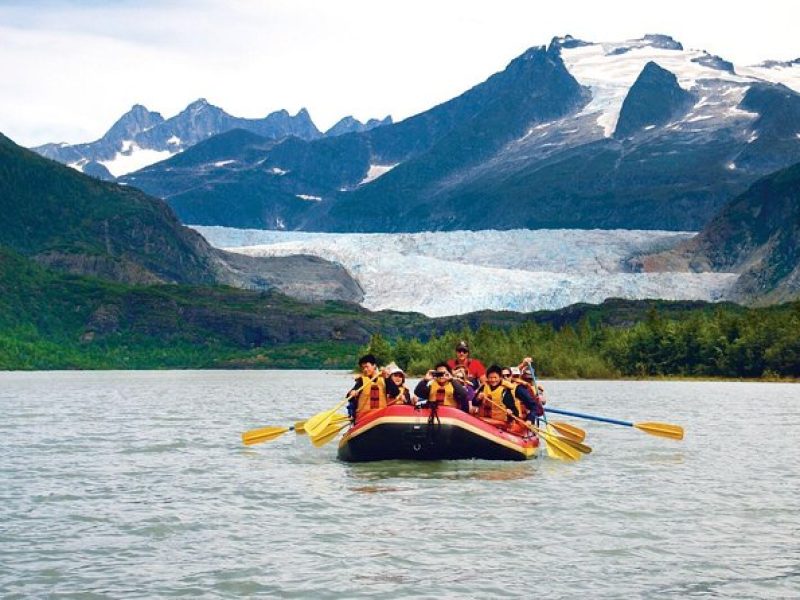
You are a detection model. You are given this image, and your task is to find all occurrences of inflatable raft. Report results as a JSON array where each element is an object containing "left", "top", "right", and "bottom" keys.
[{"left": 337, "top": 404, "right": 539, "bottom": 462}]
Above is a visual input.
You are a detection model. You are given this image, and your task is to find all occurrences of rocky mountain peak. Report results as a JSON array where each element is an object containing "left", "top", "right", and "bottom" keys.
[
  {"left": 324, "top": 115, "right": 394, "bottom": 137},
  {"left": 641, "top": 34, "right": 683, "bottom": 51},
  {"left": 613, "top": 61, "right": 694, "bottom": 139},
  {"left": 102, "top": 104, "right": 164, "bottom": 144},
  {"left": 548, "top": 35, "right": 591, "bottom": 53}
]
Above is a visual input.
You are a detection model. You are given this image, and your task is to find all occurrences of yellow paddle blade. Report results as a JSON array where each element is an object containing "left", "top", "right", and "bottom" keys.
[
  {"left": 310, "top": 423, "right": 349, "bottom": 448},
  {"left": 543, "top": 434, "right": 575, "bottom": 461},
  {"left": 304, "top": 399, "right": 349, "bottom": 438},
  {"left": 294, "top": 420, "right": 307, "bottom": 434},
  {"left": 241, "top": 426, "right": 289, "bottom": 446},
  {"left": 634, "top": 422, "right": 684, "bottom": 440},
  {"left": 550, "top": 421, "right": 586, "bottom": 442},
  {"left": 544, "top": 424, "right": 582, "bottom": 460}
]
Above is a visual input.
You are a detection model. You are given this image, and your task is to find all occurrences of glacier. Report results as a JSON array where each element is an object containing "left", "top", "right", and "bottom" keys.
[{"left": 195, "top": 226, "right": 738, "bottom": 317}]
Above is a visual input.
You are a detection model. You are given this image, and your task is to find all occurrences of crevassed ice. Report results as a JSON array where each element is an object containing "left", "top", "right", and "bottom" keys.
[{"left": 194, "top": 226, "right": 738, "bottom": 317}]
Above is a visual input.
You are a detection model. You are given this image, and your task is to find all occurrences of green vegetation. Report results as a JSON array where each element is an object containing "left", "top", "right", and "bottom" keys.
[{"left": 363, "top": 304, "right": 800, "bottom": 379}]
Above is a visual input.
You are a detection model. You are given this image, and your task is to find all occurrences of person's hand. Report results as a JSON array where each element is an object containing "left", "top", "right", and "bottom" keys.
[
  {"left": 523, "top": 356, "right": 533, "bottom": 364},
  {"left": 424, "top": 370, "right": 434, "bottom": 381}
]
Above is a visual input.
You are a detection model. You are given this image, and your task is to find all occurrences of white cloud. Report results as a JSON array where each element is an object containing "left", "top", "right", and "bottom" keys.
[{"left": 1, "top": 0, "right": 798, "bottom": 146}]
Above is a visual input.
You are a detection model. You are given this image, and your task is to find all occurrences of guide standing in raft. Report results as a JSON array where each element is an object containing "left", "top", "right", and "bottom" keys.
[{"left": 447, "top": 340, "right": 487, "bottom": 384}]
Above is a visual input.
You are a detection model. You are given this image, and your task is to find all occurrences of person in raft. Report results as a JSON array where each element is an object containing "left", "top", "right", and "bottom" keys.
[
  {"left": 452, "top": 366, "right": 478, "bottom": 405},
  {"left": 473, "top": 365, "right": 535, "bottom": 433},
  {"left": 386, "top": 363, "right": 413, "bottom": 405},
  {"left": 413, "top": 363, "right": 470, "bottom": 412},
  {"left": 516, "top": 358, "right": 546, "bottom": 425},
  {"left": 502, "top": 366, "right": 539, "bottom": 434},
  {"left": 346, "top": 354, "right": 400, "bottom": 421},
  {"left": 446, "top": 340, "right": 486, "bottom": 384}
]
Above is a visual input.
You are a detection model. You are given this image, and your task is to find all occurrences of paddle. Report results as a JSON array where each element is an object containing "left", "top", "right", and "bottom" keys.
[
  {"left": 484, "top": 398, "right": 585, "bottom": 461},
  {"left": 545, "top": 407, "right": 684, "bottom": 440},
  {"left": 549, "top": 421, "right": 587, "bottom": 442},
  {"left": 294, "top": 413, "right": 349, "bottom": 435},
  {"left": 303, "top": 398, "right": 350, "bottom": 438},
  {"left": 310, "top": 421, "right": 351, "bottom": 448},
  {"left": 241, "top": 424, "right": 300, "bottom": 446}
]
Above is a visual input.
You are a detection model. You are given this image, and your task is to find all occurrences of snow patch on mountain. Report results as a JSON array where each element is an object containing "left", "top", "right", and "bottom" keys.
[
  {"left": 561, "top": 42, "right": 753, "bottom": 137},
  {"left": 99, "top": 142, "right": 174, "bottom": 177},
  {"left": 738, "top": 62, "right": 800, "bottom": 93},
  {"left": 195, "top": 226, "right": 738, "bottom": 317},
  {"left": 360, "top": 164, "right": 398, "bottom": 186}
]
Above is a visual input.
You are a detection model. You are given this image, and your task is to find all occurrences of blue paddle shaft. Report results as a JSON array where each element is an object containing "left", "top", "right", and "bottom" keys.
[{"left": 545, "top": 407, "right": 634, "bottom": 428}]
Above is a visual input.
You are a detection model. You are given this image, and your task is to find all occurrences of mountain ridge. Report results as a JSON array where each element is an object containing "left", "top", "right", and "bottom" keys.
[{"left": 115, "top": 34, "right": 800, "bottom": 233}]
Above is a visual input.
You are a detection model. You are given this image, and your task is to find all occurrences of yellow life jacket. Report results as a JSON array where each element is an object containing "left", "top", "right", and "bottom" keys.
[
  {"left": 429, "top": 380, "right": 458, "bottom": 408},
  {"left": 356, "top": 375, "right": 387, "bottom": 416},
  {"left": 478, "top": 384, "right": 508, "bottom": 421}
]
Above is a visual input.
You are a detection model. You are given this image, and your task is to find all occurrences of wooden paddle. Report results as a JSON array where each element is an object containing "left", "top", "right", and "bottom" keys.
[{"left": 545, "top": 407, "right": 684, "bottom": 440}]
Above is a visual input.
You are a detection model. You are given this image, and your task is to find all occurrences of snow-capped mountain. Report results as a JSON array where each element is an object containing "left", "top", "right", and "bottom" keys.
[
  {"left": 32, "top": 99, "right": 324, "bottom": 178},
  {"left": 123, "top": 34, "right": 800, "bottom": 234},
  {"left": 194, "top": 226, "right": 737, "bottom": 317}
]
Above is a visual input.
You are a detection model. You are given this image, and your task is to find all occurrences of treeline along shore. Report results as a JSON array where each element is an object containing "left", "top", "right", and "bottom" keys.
[
  {"left": 1, "top": 245, "right": 798, "bottom": 378},
  {"left": 362, "top": 302, "right": 800, "bottom": 380}
]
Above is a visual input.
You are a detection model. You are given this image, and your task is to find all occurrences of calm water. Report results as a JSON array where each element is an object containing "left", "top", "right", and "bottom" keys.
[{"left": 1, "top": 371, "right": 799, "bottom": 599}]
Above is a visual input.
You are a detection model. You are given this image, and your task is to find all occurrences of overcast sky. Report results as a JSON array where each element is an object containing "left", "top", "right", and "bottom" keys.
[{"left": 1, "top": 0, "right": 798, "bottom": 147}]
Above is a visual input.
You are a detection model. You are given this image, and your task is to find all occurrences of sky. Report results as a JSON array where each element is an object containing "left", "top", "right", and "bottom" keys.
[{"left": 1, "top": 0, "right": 798, "bottom": 147}]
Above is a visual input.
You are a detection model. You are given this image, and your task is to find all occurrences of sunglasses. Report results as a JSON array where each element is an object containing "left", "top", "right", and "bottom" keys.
[{"left": 456, "top": 349, "right": 468, "bottom": 354}]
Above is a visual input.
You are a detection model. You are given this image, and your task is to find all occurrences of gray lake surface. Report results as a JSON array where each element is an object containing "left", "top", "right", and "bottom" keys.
[{"left": 1, "top": 371, "right": 799, "bottom": 599}]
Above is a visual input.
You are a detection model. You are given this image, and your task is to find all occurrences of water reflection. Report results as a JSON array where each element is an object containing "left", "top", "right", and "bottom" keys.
[{"left": 345, "top": 459, "right": 537, "bottom": 483}]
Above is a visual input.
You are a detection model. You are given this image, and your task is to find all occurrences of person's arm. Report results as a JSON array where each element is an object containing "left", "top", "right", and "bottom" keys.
[
  {"left": 514, "top": 385, "right": 535, "bottom": 417},
  {"left": 413, "top": 379, "right": 430, "bottom": 400},
  {"left": 451, "top": 380, "right": 468, "bottom": 412},
  {"left": 347, "top": 378, "right": 364, "bottom": 418},
  {"left": 502, "top": 389, "right": 519, "bottom": 417}
]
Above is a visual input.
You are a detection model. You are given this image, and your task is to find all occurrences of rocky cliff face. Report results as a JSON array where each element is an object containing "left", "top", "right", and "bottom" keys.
[
  {"left": 613, "top": 61, "right": 694, "bottom": 138},
  {"left": 635, "top": 161, "right": 800, "bottom": 303}
]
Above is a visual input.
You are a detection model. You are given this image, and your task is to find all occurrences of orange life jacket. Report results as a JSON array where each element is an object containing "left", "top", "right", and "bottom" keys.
[
  {"left": 356, "top": 375, "right": 387, "bottom": 416},
  {"left": 478, "top": 384, "right": 508, "bottom": 421}
]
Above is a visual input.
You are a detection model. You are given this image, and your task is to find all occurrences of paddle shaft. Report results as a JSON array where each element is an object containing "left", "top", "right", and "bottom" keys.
[{"left": 545, "top": 406, "right": 635, "bottom": 427}]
